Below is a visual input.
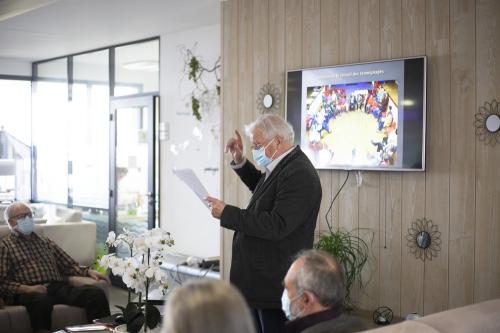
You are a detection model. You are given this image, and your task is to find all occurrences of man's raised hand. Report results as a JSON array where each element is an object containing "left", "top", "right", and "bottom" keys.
[{"left": 225, "top": 130, "right": 244, "bottom": 164}]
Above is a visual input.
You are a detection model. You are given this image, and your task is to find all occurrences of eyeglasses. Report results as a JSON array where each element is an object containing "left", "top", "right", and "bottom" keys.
[
  {"left": 9, "top": 212, "right": 33, "bottom": 220},
  {"left": 251, "top": 137, "right": 276, "bottom": 150}
]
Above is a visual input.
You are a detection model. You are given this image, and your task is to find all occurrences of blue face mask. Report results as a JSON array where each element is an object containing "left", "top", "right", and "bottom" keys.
[
  {"left": 16, "top": 217, "right": 34, "bottom": 236},
  {"left": 281, "top": 288, "right": 303, "bottom": 320},
  {"left": 252, "top": 138, "right": 276, "bottom": 167}
]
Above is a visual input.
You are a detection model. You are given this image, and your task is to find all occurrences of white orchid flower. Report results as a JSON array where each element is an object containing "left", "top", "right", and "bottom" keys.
[
  {"left": 106, "top": 232, "right": 116, "bottom": 247},
  {"left": 102, "top": 228, "right": 174, "bottom": 304},
  {"left": 145, "top": 267, "right": 156, "bottom": 279}
]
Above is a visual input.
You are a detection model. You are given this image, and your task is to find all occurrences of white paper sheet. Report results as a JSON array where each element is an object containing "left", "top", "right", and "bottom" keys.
[{"left": 172, "top": 168, "right": 210, "bottom": 208}]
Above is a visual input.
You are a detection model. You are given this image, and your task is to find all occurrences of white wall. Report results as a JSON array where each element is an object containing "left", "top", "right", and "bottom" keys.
[
  {"left": 159, "top": 24, "right": 220, "bottom": 258},
  {"left": 0, "top": 57, "right": 31, "bottom": 76}
]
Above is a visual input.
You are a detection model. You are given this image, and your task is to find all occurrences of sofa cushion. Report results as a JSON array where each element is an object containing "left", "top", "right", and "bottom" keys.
[
  {"left": 362, "top": 320, "right": 440, "bottom": 333},
  {"left": 419, "top": 298, "right": 500, "bottom": 333},
  {"left": 51, "top": 304, "right": 88, "bottom": 331},
  {"left": 0, "top": 305, "right": 33, "bottom": 333},
  {"left": 55, "top": 207, "right": 83, "bottom": 223},
  {"left": 42, "top": 222, "right": 96, "bottom": 266}
]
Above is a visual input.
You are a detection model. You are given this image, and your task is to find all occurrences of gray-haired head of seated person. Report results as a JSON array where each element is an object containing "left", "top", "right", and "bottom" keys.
[
  {"left": 245, "top": 114, "right": 295, "bottom": 145},
  {"left": 4, "top": 201, "right": 33, "bottom": 231},
  {"left": 162, "top": 279, "right": 256, "bottom": 333},
  {"left": 293, "top": 249, "right": 345, "bottom": 310}
]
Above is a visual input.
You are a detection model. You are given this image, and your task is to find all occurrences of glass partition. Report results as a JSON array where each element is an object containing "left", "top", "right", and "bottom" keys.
[
  {"left": 37, "top": 58, "right": 67, "bottom": 79},
  {"left": 31, "top": 38, "right": 160, "bottom": 246},
  {"left": 32, "top": 58, "right": 69, "bottom": 203},
  {"left": 115, "top": 40, "right": 159, "bottom": 96},
  {"left": 0, "top": 79, "right": 32, "bottom": 202},
  {"left": 71, "top": 50, "right": 109, "bottom": 209}
]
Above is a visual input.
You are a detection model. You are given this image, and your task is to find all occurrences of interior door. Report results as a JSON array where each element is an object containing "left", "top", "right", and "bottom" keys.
[{"left": 109, "top": 94, "right": 159, "bottom": 238}]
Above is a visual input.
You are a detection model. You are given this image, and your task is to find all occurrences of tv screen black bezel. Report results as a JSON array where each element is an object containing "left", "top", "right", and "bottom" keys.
[{"left": 285, "top": 56, "right": 427, "bottom": 172}]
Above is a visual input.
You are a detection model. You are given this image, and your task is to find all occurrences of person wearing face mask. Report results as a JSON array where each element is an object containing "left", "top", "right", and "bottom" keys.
[
  {"left": 205, "top": 114, "right": 322, "bottom": 333},
  {"left": 0, "top": 202, "right": 111, "bottom": 333},
  {"left": 282, "top": 250, "right": 366, "bottom": 333}
]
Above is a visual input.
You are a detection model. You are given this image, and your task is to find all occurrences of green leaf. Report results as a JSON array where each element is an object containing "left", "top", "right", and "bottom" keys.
[
  {"left": 145, "top": 304, "right": 161, "bottom": 329},
  {"left": 127, "top": 314, "right": 145, "bottom": 333},
  {"left": 124, "top": 303, "right": 142, "bottom": 322},
  {"left": 191, "top": 96, "right": 201, "bottom": 121},
  {"left": 115, "top": 305, "right": 126, "bottom": 313},
  {"left": 314, "top": 229, "right": 372, "bottom": 307},
  {"left": 188, "top": 56, "right": 200, "bottom": 82}
]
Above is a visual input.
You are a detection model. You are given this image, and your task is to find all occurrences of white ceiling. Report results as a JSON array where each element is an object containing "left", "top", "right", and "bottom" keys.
[{"left": 0, "top": 0, "right": 220, "bottom": 62}]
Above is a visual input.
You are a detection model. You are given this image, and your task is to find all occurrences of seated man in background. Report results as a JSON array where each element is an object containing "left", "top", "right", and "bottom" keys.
[
  {"left": 282, "top": 250, "right": 367, "bottom": 333},
  {"left": 0, "top": 202, "right": 111, "bottom": 333}
]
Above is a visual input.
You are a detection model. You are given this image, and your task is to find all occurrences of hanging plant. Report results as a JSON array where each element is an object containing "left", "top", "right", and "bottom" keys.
[{"left": 180, "top": 45, "right": 221, "bottom": 121}]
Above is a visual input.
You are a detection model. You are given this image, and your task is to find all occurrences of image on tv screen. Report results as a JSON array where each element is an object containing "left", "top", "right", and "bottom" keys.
[
  {"left": 286, "top": 56, "right": 426, "bottom": 171},
  {"left": 304, "top": 80, "right": 398, "bottom": 168}
]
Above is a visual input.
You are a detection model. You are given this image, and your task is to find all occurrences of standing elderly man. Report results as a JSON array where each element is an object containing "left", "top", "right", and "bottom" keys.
[
  {"left": 0, "top": 202, "right": 111, "bottom": 333},
  {"left": 282, "top": 250, "right": 366, "bottom": 333},
  {"left": 206, "top": 114, "right": 322, "bottom": 333}
]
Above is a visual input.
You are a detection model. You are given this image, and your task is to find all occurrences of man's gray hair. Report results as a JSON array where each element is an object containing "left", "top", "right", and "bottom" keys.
[
  {"left": 3, "top": 202, "right": 31, "bottom": 230},
  {"left": 244, "top": 114, "right": 294, "bottom": 144},
  {"left": 293, "top": 249, "right": 345, "bottom": 308}
]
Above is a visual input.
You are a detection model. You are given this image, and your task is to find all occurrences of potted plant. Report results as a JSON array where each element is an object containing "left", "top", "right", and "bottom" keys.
[
  {"left": 314, "top": 228, "right": 371, "bottom": 308},
  {"left": 100, "top": 228, "right": 174, "bottom": 333}
]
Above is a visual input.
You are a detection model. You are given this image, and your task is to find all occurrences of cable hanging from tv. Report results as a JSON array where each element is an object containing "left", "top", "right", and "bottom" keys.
[{"left": 325, "top": 171, "right": 350, "bottom": 233}]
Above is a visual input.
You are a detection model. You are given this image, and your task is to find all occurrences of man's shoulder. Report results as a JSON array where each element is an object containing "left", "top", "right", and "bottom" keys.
[
  {"left": 281, "top": 148, "right": 320, "bottom": 179},
  {"left": 0, "top": 233, "right": 49, "bottom": 246},
  {"left": 303, "top": 313, "right": 368, "bottom": 333},
  {"left": 0, "top": 233, "right": 15, "bottom": 247}
]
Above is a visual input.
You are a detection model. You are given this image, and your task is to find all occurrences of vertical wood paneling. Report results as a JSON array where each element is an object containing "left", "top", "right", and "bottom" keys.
[
  {"left": 269, "top": 0, "right": 285, "bottom": 117},
  {"left": 379, "top": 0, "right": 403, "bottom": 316},
  {"left": 424, "top": 0, "right": 450, "bottom": 315},
  {"left": 253, "top": 0, "right": 269, "bottom": 121},
  {"left": 301, "top": 0, "right": 323, "bottom": 240},
  {"left": 474, "top": 0, "right": 500, "bottom": 303},
  {"left": 320, "top": 0, "right": 340, "bottom": 67},
  {"left": 238, "top": 0, "right": 254, "bottom": 209},
  {"left": 302, "top": 0, "right": 320, "bottom": 69},
  {"left": 401, "top": 0, "right": 426, "bottom": 316},
  {"left": 221, "top": 0, "right": 239, "bottom": 280},
  {"left": 449, "top": 0, "right": 475, "bottom": 309},
  {"left": 319, "top": 0, "right": 339, "bottom": 235},
  {"left": 319, "top": 0, "right": 339, "bottom": 234},
  {"left": 338, "top": 0, "right": 359, "bottom": 233},
  {"left": 285, "top": 0, "right": 302, "bottom": 71},
  {"left": 358, "top": 0, "right": 381, "bottom": 311}
]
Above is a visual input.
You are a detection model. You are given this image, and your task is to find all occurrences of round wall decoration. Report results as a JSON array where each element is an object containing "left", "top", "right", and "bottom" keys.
[
  {"left": 406, "top": 218, "right": 441, "bottom": 261},
  {"left": 474, "top": 99, "right": 500, "bottom": 146},
  {"left": 256, "top": 83, "right": 281, "bottom": 114}
]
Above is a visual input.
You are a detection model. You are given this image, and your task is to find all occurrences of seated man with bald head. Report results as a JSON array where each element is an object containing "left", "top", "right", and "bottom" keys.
[
  {"left": 282, "top": 250, "right": 367, "bottom": 333},
  {"left": 0, "top": 202, "right": 111, "bottom": 333}
]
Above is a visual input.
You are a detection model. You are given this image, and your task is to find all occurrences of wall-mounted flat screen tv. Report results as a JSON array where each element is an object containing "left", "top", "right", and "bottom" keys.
[{"left": 286, "top": 56, "right": 426, "bottom": 171}]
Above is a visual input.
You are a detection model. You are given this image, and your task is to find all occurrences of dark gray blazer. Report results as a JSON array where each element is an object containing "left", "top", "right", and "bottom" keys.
[{"left": 221, "top": 146, "right": 322, "bottom": 308}]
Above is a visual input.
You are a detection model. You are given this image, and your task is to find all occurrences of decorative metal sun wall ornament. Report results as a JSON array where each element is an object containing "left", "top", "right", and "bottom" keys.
[
  {"left": 406, "top": 218, "right": 441, "bottom": 261},
  {"left": 256, "top": 83, "right": 281, "bottom": 114},
  {"left": 474, "top": 99, "right": 500, "bottom": 146}
]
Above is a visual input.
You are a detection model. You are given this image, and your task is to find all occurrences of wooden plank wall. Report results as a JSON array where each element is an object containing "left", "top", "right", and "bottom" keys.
[{"left": 220, "top": 0, "right": 500, "bottom": 315}]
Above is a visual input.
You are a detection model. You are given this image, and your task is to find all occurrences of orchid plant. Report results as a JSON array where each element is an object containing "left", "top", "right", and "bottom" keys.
[{"left": 100, "top": 228, "right": 174, "bottom": 333}]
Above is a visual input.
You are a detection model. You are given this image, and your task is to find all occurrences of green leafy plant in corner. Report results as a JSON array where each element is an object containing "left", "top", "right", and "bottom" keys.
[
  {"left": 90, "top": 243, "right": 108, "bottom": 274},
  {"left": 315, "top": 229, "right": 371, "bottom": 308}
]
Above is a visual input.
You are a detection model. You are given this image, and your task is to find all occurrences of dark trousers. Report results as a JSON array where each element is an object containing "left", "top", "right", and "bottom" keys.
[
  {"left": 252, "top": 308, "right": 287, "bottom": 333},
  {"left": 14, "top": 281, "right": 110, "bottom": 331}
]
